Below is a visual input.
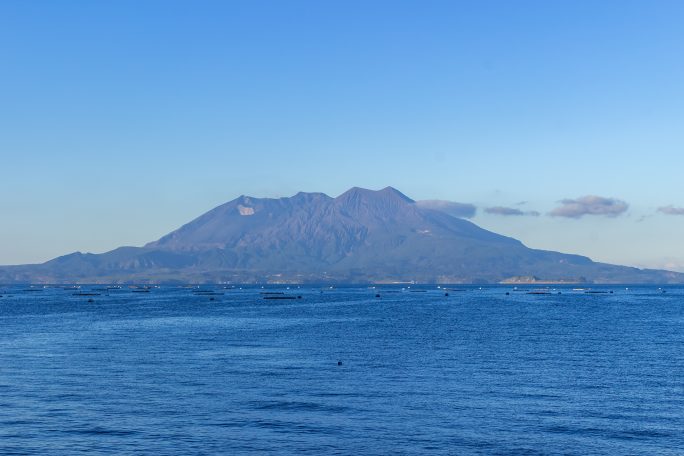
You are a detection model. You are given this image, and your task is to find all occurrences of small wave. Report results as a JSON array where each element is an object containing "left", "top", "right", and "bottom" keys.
[
  {"left": 545, "top": 424, "right": 674, "bottom": 440},
  {"left": 611, "top": 428, "right": 676, "bottom": 440},
  {"left": 249, "top": 400, "right": 351, "bottom": 414},
  {"left": 61, "top": 427, "right": 140, "bottom": 437}
]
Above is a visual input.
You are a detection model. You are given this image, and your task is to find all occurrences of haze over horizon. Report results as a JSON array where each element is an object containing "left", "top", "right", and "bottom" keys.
[{"left": 2, "top": 1, "right": 684, "bottom": 271}]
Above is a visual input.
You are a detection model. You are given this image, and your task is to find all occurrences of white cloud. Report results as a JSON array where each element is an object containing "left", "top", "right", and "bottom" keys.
[
  {"left": 549, "top": 196, "right": 628, "bottom": 218},
  {"left": 657, "top": 205, "right": 684, "bottom": 216},
  {"left": 415, "top": 200, "right": 477, "bottom": 218},
  {"left": 485, "top": 206, "right": 540, "bottom": 216}
]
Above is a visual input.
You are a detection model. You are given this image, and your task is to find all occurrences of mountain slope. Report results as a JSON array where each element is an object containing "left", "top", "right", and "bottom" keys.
[{"left": 1, "top": 187, "right": 681, "bottom": 284}]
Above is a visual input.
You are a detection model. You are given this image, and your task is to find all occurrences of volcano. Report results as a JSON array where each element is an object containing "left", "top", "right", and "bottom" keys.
[{"left": 1, "top": 187, "right": 681, "bottom": 284}]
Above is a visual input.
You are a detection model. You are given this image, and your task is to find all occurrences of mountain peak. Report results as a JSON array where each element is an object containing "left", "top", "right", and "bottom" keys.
[
  {"left": 292, "top": 191, "right": 332, "bottom": 202},
  {"left": 336, "top": 186, "right": 413, "bottom": 203},
  {"left": 378, "top": 186, "right": 414, "bottom": 203}
]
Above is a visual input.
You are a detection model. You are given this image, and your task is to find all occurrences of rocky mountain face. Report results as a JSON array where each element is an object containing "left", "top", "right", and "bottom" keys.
[{"left": 1, "top": 187, "right": 681, "bottom": 284}]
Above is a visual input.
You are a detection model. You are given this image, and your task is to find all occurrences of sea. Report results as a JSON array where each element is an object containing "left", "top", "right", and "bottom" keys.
[{"left": 0, "top": 285, "right": 682, "bottom": 455}]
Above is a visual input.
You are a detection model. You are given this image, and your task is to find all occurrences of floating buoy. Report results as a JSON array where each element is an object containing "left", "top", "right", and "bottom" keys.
[
  {"left": 337, "top": 361, "right": 342, "bottom": 366},
  {"left": 375, "top": 294, "right": 380, "bottom": 298},
  {"left": 444, "top": 292, "right": 449, "bottom": 297}
]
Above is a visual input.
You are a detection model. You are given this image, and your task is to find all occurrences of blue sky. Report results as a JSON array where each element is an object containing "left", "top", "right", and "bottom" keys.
[{"left": 1, "top": 0, "right": 684, "bottom": 270}]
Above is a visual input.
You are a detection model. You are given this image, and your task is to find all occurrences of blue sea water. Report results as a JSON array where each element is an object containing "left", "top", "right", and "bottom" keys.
[{"left": 0, "top": 285, "right": 682, "bottom": 455}]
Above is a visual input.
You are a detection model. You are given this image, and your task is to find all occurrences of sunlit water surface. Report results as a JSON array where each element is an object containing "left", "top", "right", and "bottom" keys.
[{"left": 0, "top": 286, "right": 682, "bottom": 454}]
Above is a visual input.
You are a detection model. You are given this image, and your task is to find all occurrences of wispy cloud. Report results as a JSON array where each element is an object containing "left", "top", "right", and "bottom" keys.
[
  {"left": 549, "top": 195, "right": 628, "bottom": 218},
  {"left": 415, "top": 200, "right": 477, "bottom": 218},
  {"left": 657, "top": 205, "right": 684, "bottom": 215},
  {"left": 485, "top": 206, "right": 540, "bottom": 216}
]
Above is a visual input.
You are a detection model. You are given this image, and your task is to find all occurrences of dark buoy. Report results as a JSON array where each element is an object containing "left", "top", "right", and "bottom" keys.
[
  {"left": 297, "top": 295, "right": 302, "bottom": 299},
  {"left": 87, "top": 298, "right": 94, "bottom": 303},
  {"left": 444, "top": 292, "right": 449, "bottom": 297},
  {"left": 610, "top": 291, "right": 614, "bottom": 294},
  {"left": 209, "top": 297, "right": 215, "bottom": 301},
  {"left": 375, "top": 294, "right": 380, "bottom": 298},
  {"left": 337, "top": 361, "right": 342, "bottom": 366},
  {"left": 557, "top": 292, "right": 561, "bottom": 295},
  {"left": 505, "top": 292, "right": 510, "bottom": 295}
]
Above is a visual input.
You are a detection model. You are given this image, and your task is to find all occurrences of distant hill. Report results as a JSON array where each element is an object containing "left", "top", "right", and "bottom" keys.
[{"left": 1, "top": 187, "right": 682, "bottom": 284}]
